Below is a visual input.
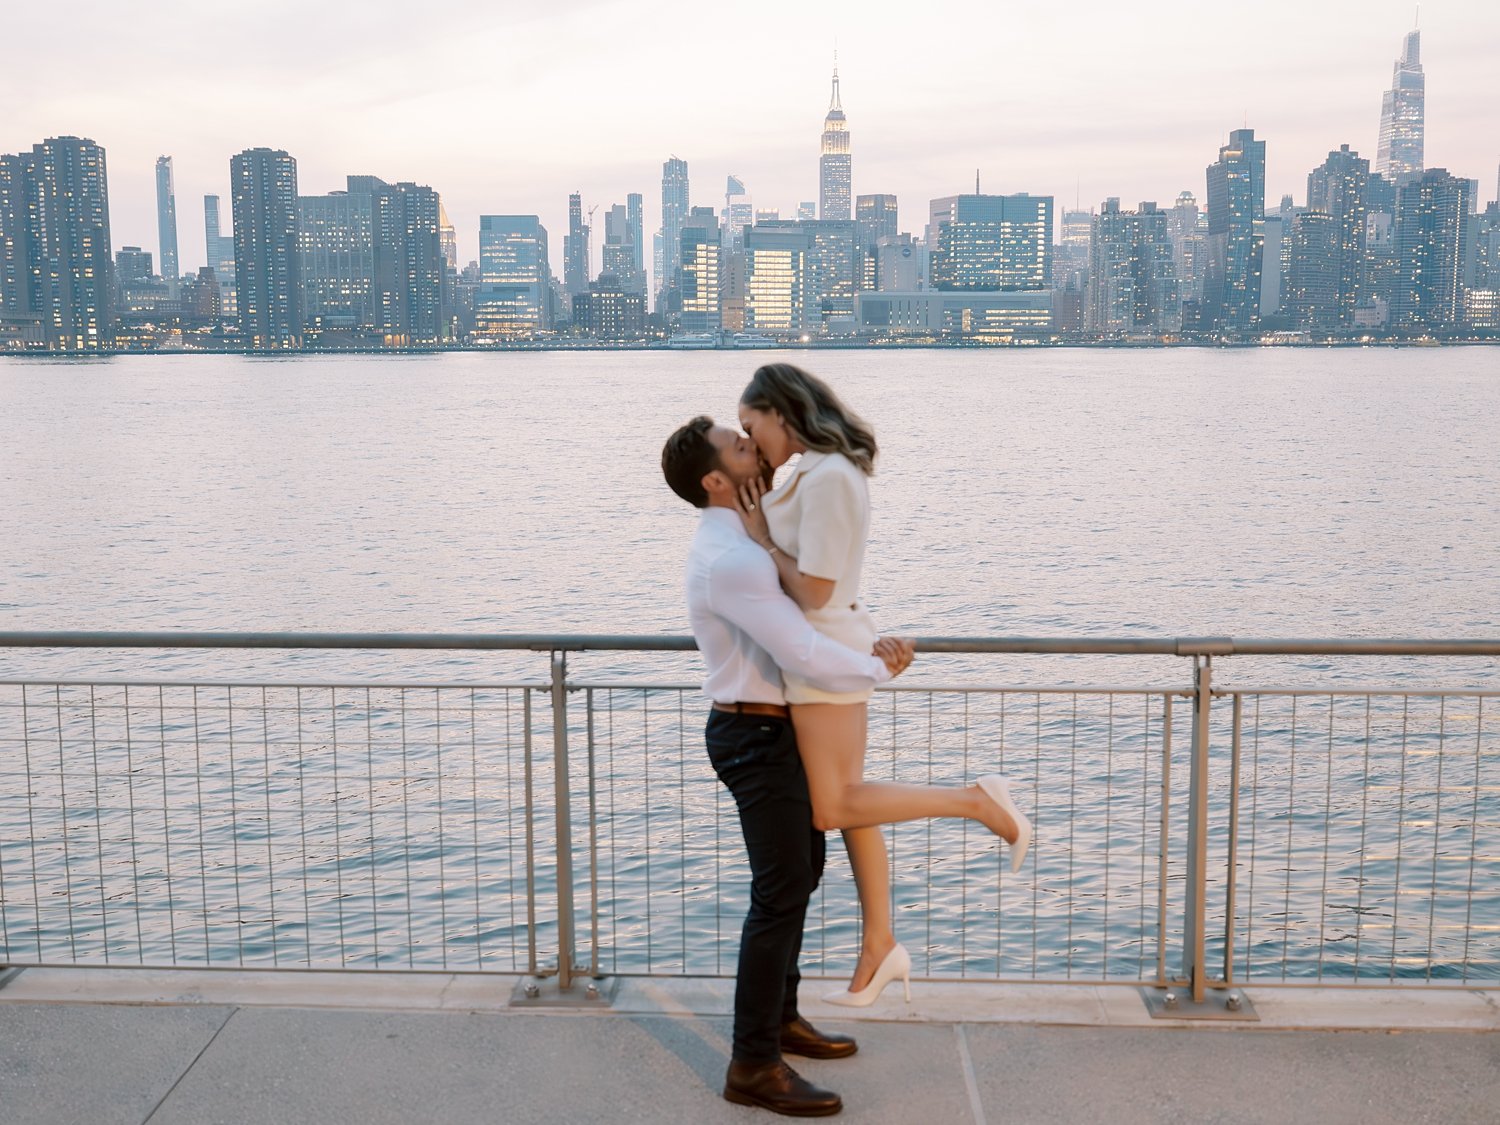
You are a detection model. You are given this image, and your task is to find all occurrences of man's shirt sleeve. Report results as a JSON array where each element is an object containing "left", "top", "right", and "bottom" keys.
[{"left": 706, "top": 546, "right": 892, "bottom": 694}]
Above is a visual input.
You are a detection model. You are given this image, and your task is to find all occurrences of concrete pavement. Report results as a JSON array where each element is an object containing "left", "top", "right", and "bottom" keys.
[{"left": 2, "top": 970, "right": 1497, "bottom": 1124}]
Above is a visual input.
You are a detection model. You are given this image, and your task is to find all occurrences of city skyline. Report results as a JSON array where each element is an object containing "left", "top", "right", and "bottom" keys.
[{"left": 6, "top": 2, "right": 1497, "bottom": 275}]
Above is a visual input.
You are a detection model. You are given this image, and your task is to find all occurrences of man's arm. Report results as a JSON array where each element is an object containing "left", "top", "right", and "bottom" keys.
[{"left": 707, "top": 547, "right": 894, "bottom": 694}]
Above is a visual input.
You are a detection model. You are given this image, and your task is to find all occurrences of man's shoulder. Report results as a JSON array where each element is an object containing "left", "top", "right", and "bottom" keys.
[
  {"left": 697, "top": 532, "right": 774, "bottom": 597},
  {"left": 705, "top": 534, "right": 770, "bottom": 577}
]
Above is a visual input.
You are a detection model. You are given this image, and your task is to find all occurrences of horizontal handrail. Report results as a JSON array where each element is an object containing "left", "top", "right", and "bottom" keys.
[{"left": 1, "top": 631, "right": 1499, "bottom": 657}]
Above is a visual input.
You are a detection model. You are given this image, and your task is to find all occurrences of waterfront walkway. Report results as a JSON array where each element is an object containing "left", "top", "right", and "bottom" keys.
[{"left": 2, "top": 970, "right": 1498, "bottom": 1124}]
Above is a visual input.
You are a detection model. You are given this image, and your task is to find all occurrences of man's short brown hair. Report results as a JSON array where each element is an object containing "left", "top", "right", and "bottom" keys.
[{"left": 661, "top": 415, "right": 720, "bottom": 508}]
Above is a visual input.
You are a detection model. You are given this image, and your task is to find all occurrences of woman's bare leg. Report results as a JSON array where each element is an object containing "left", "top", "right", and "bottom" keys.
[
  {"left": 791, "top": 704, "right": 1023, "bottom": 992},
  {"left": 842, "top": 825, "right": 894, "bottom": 991},
  {"left": 791, "top": 702, "right": 894, "bottom": 991},
  {"left": 791, "top": 704, "right": 1022, "bottom": 839}
]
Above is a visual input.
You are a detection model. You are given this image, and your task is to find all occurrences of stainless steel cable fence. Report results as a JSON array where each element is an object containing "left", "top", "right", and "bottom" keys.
[
  {"left": 577, "top": 683, "right": 1182, "bottom": 983},
  {"left": 0, "top": 633, "right": 1496, "bottom": 999},
  {"left": 0, "top": 680, "right": 540, "bottom": 972},
  {"left": 1220, "top": 688, "right": 1500, "bottom": 984}
]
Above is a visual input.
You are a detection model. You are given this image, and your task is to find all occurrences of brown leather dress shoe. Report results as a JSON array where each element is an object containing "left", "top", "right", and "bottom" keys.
[
  {"left": 723, "top": 1058, "right": 843, "bottom": 1117},
  {"left": 779, "top": 1016, "right": 858, "bottom": 1059}
]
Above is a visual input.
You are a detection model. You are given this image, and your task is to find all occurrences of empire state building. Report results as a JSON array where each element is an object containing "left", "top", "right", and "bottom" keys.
[{"left": 819, "top": 68, "right": 851, "bottom": 221}]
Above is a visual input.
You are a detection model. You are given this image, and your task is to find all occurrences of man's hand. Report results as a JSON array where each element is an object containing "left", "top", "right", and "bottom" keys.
[{"left": 873, "top": 636, "right": 915, "bottom": 677}]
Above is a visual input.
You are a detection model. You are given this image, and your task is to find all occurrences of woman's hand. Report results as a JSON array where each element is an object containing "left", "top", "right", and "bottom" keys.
[
  {"left": 873, "top": 636, "right": 915, "bottom": 678},
  {"left": 736, "top": 476, "right": 774, "bottom": 549}
]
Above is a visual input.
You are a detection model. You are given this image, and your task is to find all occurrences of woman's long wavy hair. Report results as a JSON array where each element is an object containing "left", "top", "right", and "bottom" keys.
[{"left": 740, "top": 363, "right": 878, "bottom": 476}]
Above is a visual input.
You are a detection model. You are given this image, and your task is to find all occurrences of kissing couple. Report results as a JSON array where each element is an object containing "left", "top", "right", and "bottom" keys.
[{"left": 662, "top": 362, "right": 1031, "bottom": 1117}]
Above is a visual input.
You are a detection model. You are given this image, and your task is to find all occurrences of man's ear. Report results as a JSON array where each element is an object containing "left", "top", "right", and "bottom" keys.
[{"left": 701, "top": 468, "right": 730, "bottom": 499}]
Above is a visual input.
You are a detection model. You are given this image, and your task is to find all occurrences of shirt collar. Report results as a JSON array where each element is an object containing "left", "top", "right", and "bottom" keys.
[
  {"left": 701, "top": 506, "right": 748, "bottom": 535},
  {"left": 782, "top": 449, "right": 828, "bottom": 485}
]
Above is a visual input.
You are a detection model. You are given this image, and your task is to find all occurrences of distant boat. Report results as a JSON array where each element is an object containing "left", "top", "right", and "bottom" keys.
[
  {"left": 730, "top": 333, "right": 776, "bottom": 348},
  {"left": 667, "top": 333, "right": 719, "bottom": 349}
]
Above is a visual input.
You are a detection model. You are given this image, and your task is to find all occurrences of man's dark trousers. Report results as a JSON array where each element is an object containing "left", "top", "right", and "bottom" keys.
[{"left": 705, "top": 709, "right": 826, "bottom": 1064}]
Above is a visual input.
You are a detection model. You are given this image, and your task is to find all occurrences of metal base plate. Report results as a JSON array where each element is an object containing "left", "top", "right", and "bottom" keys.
[
  {"left": 1141, "top": 985, "right": 1259, "bottom": 1021},
  {"left": 511, "top": 974, "right": 619, "bottom": 1009},
  {"left": 0, "top": 966, "right": 22, "bottom": 992}
]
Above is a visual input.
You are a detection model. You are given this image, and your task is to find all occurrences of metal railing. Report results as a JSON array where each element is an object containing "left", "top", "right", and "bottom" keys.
[{"left": 0, "top": 632, "right": 1496, "bottom": 1002}]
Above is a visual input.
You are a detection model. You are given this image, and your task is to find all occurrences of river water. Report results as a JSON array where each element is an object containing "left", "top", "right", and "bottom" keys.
[
  {"left": 1, "top": 348, "right": 1496, "bottom": 980},
  {"left": 4, "top": 347, "right": 1497, "bottom": 668}
]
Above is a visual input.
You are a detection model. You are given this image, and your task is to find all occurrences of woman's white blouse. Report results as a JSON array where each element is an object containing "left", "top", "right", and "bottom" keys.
[
  {"left": 764, "top": 450, "right": 869, "bottom": 611},
  {"left": 763, "top": 449, "right": 878, "bottom": 705}
]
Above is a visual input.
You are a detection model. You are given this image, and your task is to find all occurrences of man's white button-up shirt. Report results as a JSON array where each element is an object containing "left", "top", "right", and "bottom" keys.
[{"left": 685, "top": 506, "right": 891, "bottom": 704}]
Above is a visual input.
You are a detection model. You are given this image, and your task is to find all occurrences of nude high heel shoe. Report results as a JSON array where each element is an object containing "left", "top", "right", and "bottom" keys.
[
  {"left": 823, "top": 942, "right": 912, "bottom": 1007},
  {"left": 978, "top": 774, "right": 1032, "bottom": 874}
]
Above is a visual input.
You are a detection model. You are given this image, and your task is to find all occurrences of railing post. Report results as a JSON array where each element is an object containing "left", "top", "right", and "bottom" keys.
[
  {"left": 551, "top": 649, "right": 578, "bottom": 992},
  {"left": 1183, "top": 655, "right": 1211, "bottom": 1005}
]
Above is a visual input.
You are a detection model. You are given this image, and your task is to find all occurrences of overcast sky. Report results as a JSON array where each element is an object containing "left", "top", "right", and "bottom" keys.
[{"left": 6, "top": 0, "right": 1498, "bottom": 275}]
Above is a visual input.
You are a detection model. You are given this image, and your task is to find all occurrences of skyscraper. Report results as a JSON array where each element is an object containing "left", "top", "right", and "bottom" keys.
[
  {"left": 1471, "top": 201, "right": 1500, "bottom": 291},
  {"left": 1167, "top": 191, "right": 1207, "bottom": 302},
  {"left": 0, "top": 155, "right": 30, "bottom": 339},
  {"left": 1306, "top": 145, "right": 1372, "bottom": 328},
  {"left": 749, "top": 219, "right": 859, "bottom": 326},
  {"left": 678, "top": 206, "right": 722, "bottom": 333},
  {"left": 155, "top": 156, "right": 179, "bottom": 282},
  {"left": 744, "top": 222, "right": 812, "bottom": 334},
  {"left": 370, "top": 179, "right": 445, "bottom": 345},
  {"left": 439, "top": 204, "right": 457, "bottom": 273},
  {"left": 298, "top": 176, "right": 445, "bottom": 345},
  {"left": 230, "top": 147, "right": 302, "bottom": 348},
  {"left": 1283, "top": 210, "right": 1341, "bottom": 333},
  {"left": 202, "top": 194, "right": 236, "bottom": 315},
  {"left": 655, "top": 157, "right": 689, "bottom": 311},
  {"left": 722, "top": 176, "right": 753, "bottom": 251},
  {"left": 1469, "top": 201, "right": 1500, "bottom": 329},
  {"left": 1204, "top": 128, "right": 1266, "bottom": 333},
  {"left": 1393, "top": 169, "right": 1472, "bottom": 332},
  {"left": 602, "top": 195, "right": 646, "bottom": 297},
  {"left": 819, "top": 67, "right": 852, "bottom": 221},
  {"left": 627, "top": 192, "right": 644, "bottom": 295},
  {"left": 1086, "top": 199, "right": 1181, "bottom": 337},
  {"left": 855, "top": 194, "right": 897, "bottom": 291},
  {"left": 476, "top": 215, "right": 551, "bottom": 338},
  {"left": 564, "top": 192, "right": 589, "bottom": 296},
  {"left": 1376, "top": 29, "right": 1424, "bottom": 187},
  {"left": 927, "top": 193, "right": 1053, "bottom": 291},
  {"left": 807, "top": 220, "right": 859, "bottom": 323},
  {"left": 115, "top": 246, "right": 154, "bottom": 286},
  {"left": 298, "top": 187, "right": 375, "bottom": 330},
  {"left": 0, "top": 137, "right": 115, "bottom": 350},
  {"left": 205, "top": 196, "right": 235, "bottom": 276}
]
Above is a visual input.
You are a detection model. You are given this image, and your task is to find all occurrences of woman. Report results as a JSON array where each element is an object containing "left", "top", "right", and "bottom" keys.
[{"left": 734, "top": 362, "right": 1031, "bottom": 1006}]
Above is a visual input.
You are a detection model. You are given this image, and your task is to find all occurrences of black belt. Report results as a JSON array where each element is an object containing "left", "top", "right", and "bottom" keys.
[{"left": 712, "top": 701, "right": 791, "bottom": 719}]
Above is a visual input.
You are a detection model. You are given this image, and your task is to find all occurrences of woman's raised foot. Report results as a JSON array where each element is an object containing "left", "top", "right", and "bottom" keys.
[{"left": 976, "top": 774, "right": 1032, "bottom": 874}]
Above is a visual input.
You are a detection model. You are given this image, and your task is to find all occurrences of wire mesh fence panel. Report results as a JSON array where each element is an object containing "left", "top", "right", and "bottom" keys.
[
  {"left": 3, "top": 644, "right": 1497, "bottom": 990},
  {"left": 0, "top": 682, "right": 538, "bottom": 971},
  {"left": 1225, "top": 690, "right": 1500, "bottom": 983},
  {"left": 573, "top": 684, "right": 1176, "bottom": 982}
]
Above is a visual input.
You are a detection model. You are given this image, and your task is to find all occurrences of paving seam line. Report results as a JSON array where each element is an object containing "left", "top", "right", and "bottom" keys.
[
  {"left": 954, "top": 1023, "right": 988, "bottom": 1125},
  {"left": 140, "top": 1005, "right": 240, "bottom": 1125}
]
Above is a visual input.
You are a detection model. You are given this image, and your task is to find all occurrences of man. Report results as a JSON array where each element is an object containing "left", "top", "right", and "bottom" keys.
[{"left": 661, "top": 415, "right": 914, "bottom": 1118}]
